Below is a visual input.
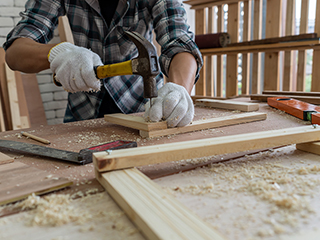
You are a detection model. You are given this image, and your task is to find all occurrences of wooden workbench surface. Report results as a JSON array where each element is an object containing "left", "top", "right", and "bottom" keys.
[{"left": 1, "top": 98, "right": 319, "bottom": 239}]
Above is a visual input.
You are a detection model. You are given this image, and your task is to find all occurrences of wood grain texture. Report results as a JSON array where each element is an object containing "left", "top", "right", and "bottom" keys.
[
  {"left": 5, "top": 63, "right": 22, "bottom": 130},
  {"left": 195, "top": 99, "right": 259, "bottom": 111},
  {"left": 0, "top": 162, "right": 72, "bottom": 206},
  {"left": 93, "top": 125, "right": 320, "bottom": 172},
  {"left": 21, "top": 74, "right": 47, "bottom": 127},
  {"left": 140, "top": 112, "right": 266, "bottom": 138},
  {"left": 262, "top": 90, "right": 320, "bottom": 96},
  {"left": 296, "top": 141, "right": 320, "bottom": 156},
  {"left": 104, "top": 113, "right": 167, "bottom": 131},
  {"left": 250, "top": 94, "right": 320, "bottom": 104},
  {"left": 95, "top": 168, "right": 226, "bottom": 240},
  {"left": 226, "top": 3, "right": 239, "bottom": 97},
  {"left": 58, "top": 16, "right": 74, "bottom": 44},
  {"left": 15, "top": 71, "right": 30, "bottom": 129},
  {"left": 0, "top": 152, "right": 14, "bottom": 165},
  {"left": 195, "top": 8, "right": 206, "bottom": 96}
]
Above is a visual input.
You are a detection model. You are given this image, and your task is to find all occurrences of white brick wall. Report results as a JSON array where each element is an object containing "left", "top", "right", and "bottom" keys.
[{"left": 0, "top": 0, "right": 67, "bottom": 125}]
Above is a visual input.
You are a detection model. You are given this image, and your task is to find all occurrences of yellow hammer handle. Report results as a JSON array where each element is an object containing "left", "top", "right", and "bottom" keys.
[{"left": 95, "top": 60, "right": 133, "bottom": 79}]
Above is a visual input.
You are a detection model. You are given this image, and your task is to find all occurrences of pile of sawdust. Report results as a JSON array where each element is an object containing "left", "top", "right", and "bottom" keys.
[{"left": 15, "top": 193, "right": 92, "bottom": 227}]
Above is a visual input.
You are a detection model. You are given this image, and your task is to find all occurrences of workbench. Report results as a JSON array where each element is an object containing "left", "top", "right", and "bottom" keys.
[{"left": 0, "top": 99, "right": 320, "bottom": 240}]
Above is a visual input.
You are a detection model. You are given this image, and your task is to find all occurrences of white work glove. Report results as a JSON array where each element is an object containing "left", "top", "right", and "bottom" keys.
[
  {"left": 48, "top": 42, "right": 103, "bottom": 92},
  {"left": 144, "top": 82, "right": 194, "bottom": 128}
]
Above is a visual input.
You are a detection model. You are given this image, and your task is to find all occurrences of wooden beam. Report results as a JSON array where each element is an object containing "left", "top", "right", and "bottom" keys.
[
  {"left": 58, "top": 16, "right": 74, "bottom": 44},
  {"left": 216, "top": 5, "right": 224, "bottom": 97},
  {"left": 226, "top": 3, "right": 239, "bottom": 97},
  {"left": 95, "top": 168, "right": 226, "bottom": 240},
  {"left": 140, "top": 112, "right": 266, "bottom": 138},
  {"left": 195, "top": 99, "right": 259, "bottom": 111},
  {"left": 283, "top": 0, "right": 296, "bottom": 91},
  {"left": 251, "top": 0, "right": 263, "bottom": 94},
  {"left": 191, "top": 95, "right": 226, "bottom": 103},
  {"left": 15, "top": 72, "right": 30, "bottom": 129},
  {"left": 262, "top": 90, "right": 320, "bottom": 97},
  {"left": 0, "top": 152, "right": 14, "bottom": 165},
  {"left": 104, "top": 113, "right": 167, "bottom": 131},
  {"left": 93, "top": 125, "right": 320, "bottom": 172},
  {"left": 200, "top": 40, "right": 320, "bottom": 55},
  {"left": 5, "top": 63, "right": 22, "bottom": 130},
  {"left": 250, "top": 94, "right": 320, "bottom": 104},
  {"left": 296, "top": 141, "right": 320, "bottom": 156}
]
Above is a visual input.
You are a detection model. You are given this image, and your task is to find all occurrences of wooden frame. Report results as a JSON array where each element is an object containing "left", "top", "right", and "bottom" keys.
[
  {"left": 195, "top": 99, "right": 259, "bottom": 111},
  {"left": 95, "top": 168, "right": 226, "bottom": 240},
  {"left": 93, "top": 125, "right": 320, "bottom": 172}
]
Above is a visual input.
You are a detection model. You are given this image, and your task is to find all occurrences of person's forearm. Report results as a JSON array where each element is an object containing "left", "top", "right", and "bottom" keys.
[
  {"left": 5, "top": 38, "right": 57, "bottom": 73},
  {"left": 168, "top": 52, "right": 197, "bottom": 94}
]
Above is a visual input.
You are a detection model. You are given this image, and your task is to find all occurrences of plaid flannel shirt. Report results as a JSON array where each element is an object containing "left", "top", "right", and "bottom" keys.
[{"left": 4, "top": 0, "right": 203, "bottom": 122}]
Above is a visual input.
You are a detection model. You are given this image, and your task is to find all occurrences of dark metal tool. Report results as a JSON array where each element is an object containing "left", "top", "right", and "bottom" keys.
[
  {"left": 53, "top": 30, "right": 160, "bottom": 105},
  {"left": 0, "top": 140, "right": 137, "bottom": 165}
]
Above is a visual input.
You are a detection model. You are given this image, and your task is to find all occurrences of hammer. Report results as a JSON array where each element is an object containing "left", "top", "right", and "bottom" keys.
[
  {"left": 95, "top": 31, "right": 160, "bottom": 103},
  {"left": 54, "top": 31, "right": 160, "bottom": 104}
]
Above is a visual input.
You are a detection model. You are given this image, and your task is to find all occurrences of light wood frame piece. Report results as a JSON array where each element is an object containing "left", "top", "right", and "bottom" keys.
[
  {"left": 104, "top": 112, "right": 266, "bottom": 138},
  {"left": 195, "top": 99, "right": 259, "bottom": 111},
  {"left": 93, "top": 125, "right": 320, "bottom": 172},
  {"left": 95, "top": 168, "right": 226, "bottom": 240}
]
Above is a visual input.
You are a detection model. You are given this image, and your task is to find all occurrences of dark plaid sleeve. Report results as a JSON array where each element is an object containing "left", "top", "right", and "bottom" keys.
[
  {"left": 151, "top": 0, "right": 203, "bottom": 82},
  {"left": 3, "top": 0, "right": 64, "bottom": 50}
]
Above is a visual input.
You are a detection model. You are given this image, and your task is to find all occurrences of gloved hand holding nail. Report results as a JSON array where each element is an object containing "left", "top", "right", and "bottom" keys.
[{"left": 144, "top": 82, "right": 194, "bottom": 128}]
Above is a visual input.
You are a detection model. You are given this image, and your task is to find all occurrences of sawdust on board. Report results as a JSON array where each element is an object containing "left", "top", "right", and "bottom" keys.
[
  {"left": 0, "top": 189, "right": 139, "bottom": 237},
  {"left": 158, "top": 146, "right": 320, "bottom": 239}
]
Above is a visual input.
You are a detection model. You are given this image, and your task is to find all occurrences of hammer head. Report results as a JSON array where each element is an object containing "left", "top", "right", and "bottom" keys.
[{"left": 124, "top": 31, "right": 160, "bottom": 99}]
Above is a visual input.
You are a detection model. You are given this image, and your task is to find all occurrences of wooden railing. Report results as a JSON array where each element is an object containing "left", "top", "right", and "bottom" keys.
[{"left": 184, "top": 0, "right": 320, "bottom": 98}]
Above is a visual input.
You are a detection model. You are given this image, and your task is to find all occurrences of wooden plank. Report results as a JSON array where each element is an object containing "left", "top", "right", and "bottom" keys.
[
  {"left": 251, "top": 0, "right": 262, "bottom": 95},
  {"left": 104, "top": 113, "right": 167, "bottom": 131},
  {"left": 21, "top": 74, "right": 47, "bottom": 126},
  {"left": 296, "top": 141, "right": 320, "bottom": 156},
  {"left": 262, "top": 90, "right": 320, "bottom": 96},
  {"left": 0, "top": 161, "right": 72, "bottom": 206},
  {"left": 250, "top": 94, "right": 320, "bottom": 104},
  {"left": 226, "top": 3, "right": 239, "bottom": 97},
  {"left": 5, "top": 63, "right": 22, "bottom": 130},
  {"left": 93, "top": 125, "right": 320, "bottom": 172},
  {"left": 195, "top": 99, "right": 259, "bottom": 111},
  {"left": 0, "top": 152, "right": 14, "bottom": 165},
  {"left": 15, "top": 71, "right": 30, "bottom": 129},
  {"left": 283, "top": 0, "right": 296, "bottom": 91},
  {"left": 191, "top": 95, "right": 226, "bottom": 102},
  {"left": 216, "top": 5, "right": 224, "bottom": 97},
  {"left": 241, "top": 0, "right": 251, "bottom": 95},
  {"left": 264, "top": 0, "right": 282, "bottom": 91},
  {"left": 296, "top": 0, "right": 309, "bottom": 91},
  {"left": 0, "top": 48, "right": 12, "bottom": 130},
  {"left": 58, "top": 16, "right": 74, "bottom": 44},
  {"left": 195, "top": 9, "right": 206, "bottom": 96},
  {"left": 311, "top": 0, "right": 320, "bottom": 92},
  {"left": 206, "top": 7, "right": 214, "bottom": 97},
  {"left": 0, "top": 96, "right": 5, "bottom": 132},
  {"left": 95, "top": 168, "right": 226, "bottom": 240},
  {"left": 140, "top": 112, "right": 266, "bottom": 138},
  {"left": 229, "top": 33, "right": 317, "bottom": 47}
]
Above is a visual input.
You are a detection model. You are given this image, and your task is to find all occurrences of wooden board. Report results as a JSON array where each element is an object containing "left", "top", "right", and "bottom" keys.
[
  {"left": 140, "top": 112, "right": 266, "bottom": 138},
  {"left": 262, "top": 90, "right": 320, "bottom": 97},
  {"left": 21, "top": 74, "right": 47, "bottom": 126},
  {"left": 0, "top": 48, "right": 12, "bottom": 130},
  {"left": 15, "top": 71, "right": 30, "bottom": 129},
  {"left": 250, "top": 94, "right": 320, "bottom": 104},
  {"left": 105, "top": 112, "right": 266, "bottom": 138},
  {"left": 95, "top": 168, "right": 226, "bottom": 240},
  {"left": 195, "top": 99, "right": 259, "bottom": 111},
  {"left": 93, "top": 125, "right": 320, "bottom": 172},
  {"left": 0, "top": 162, "right": 72, "bottom": 206},
  {"left": 104, "top": 113, "right": 167, "bottom": 131},
  {"left": 0, "top": 152, "right": 14, "bottom": 165},
  {"left": 58, "top": 16, "right": 74, "bottom": 44},
  {"left": 296, "top": 141, "right": 320, "bottom": 156},
  {"left": 5, "top": 63, "right": 22, "bottom": 130}
]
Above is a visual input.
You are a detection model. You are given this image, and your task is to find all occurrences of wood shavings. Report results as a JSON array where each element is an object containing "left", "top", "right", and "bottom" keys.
[{"left": 14, "top": 193, "right": 91, "bottom": 227}]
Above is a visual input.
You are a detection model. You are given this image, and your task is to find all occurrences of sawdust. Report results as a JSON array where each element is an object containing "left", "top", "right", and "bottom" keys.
[{"left": 160, "top": 146, "right": 320, "bottom": 239}]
